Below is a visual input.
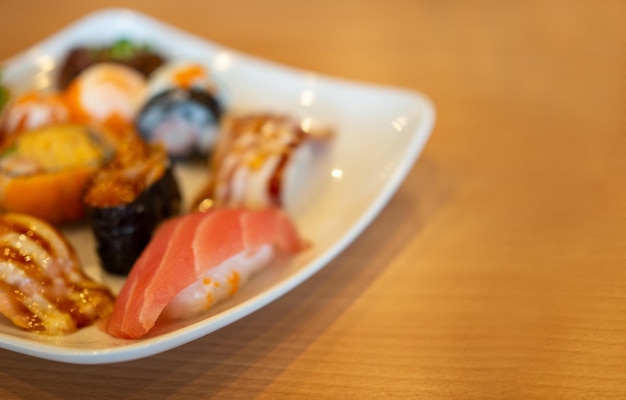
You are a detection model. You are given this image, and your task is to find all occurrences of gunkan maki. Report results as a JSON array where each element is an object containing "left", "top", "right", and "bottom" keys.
[{"left": 83, "top": 133, "right": 181, "bottom": 275}]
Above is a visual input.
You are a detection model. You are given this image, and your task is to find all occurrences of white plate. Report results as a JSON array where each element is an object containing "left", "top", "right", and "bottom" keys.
[{"left": 0, "top": 8, "right": 435, "bottom": 364}]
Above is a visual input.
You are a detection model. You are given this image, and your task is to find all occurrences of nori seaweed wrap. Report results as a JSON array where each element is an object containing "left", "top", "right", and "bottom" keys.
[
  {"left": 136, "top": 87, "right": 222, "bottom": 160},
  {"left": 83, "top": 134, "right": 181, "bottom": 275}
]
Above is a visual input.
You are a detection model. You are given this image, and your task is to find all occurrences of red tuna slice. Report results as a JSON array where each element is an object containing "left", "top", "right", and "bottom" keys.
[
  {"left": 192, "top": 209, "right": 248, "bottom": 274},
  {"left": 105, "top": 217, "right": 179, "bottom": 338},
  {"left": 107, "top": 212, "right": 206, "bottom": 339},
  {"left": 241, "top": 208, "right": 309, "bottom": 253},
  {"left": 193, "top": 208, "right": 307, "bottom": 276},
  {"left": 106, "top": 208, "right": 306, "bottom": 339}
]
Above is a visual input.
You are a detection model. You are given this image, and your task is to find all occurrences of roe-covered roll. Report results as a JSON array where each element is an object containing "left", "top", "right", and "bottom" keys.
[{"left": 83, "top": 133, "right": 181, "bottom": 275}]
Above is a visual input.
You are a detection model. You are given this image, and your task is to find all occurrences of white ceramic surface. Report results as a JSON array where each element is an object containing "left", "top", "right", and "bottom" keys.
[{"left": 0, "top": 8, "right": 435, "bottom": 364}]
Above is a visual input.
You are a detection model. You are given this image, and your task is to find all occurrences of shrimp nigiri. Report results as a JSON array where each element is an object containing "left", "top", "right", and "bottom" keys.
[
  {"left": 0, "top": 212, "right": 115, "bottom": 335},
  {"left": 195, "top": 113, "right": 332, "bottom": 211},
  {"left": 106, "top": 207, "right": 307, "bottom": 339},
  {"left": 0, "top": 91, "right": 69, "bottom": 142}
]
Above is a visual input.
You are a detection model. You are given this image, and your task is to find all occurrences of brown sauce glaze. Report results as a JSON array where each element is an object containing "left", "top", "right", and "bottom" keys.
[
  {"left": 199, "top": 113, "right": 311, "bottom": 209},
  {"left": 0, "top": 213, "right": 115, "bottom": 335},
  {"left": 268, "top": 125, "right": 306, "bottom": 206}
]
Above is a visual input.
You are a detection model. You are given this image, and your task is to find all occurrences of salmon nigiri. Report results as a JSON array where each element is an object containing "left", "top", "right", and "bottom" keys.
[{"left": 106, "top": 207, "right": 307, "bottom": 339}]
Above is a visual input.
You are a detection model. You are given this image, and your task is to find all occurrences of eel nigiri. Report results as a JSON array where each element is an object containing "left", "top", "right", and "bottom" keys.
[
  {"left": 58, "top": 39, "right": 166, "bottom": 90},
  {"left": 106, "top": 207, "right": 307, "bottom": 339}
]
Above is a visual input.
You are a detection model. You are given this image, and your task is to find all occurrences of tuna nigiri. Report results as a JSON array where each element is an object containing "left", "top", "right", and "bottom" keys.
[{"left": 106, "top": 207, "right": 307, "bottom": 339}]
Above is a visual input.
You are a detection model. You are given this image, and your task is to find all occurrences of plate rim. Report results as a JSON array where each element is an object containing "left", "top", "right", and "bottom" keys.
[{"left": 0, "top": 7, "right": 436, "bottom": 364}]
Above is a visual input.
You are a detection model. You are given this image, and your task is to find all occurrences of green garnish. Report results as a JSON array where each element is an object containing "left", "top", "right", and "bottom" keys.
[
  {"left": 109, "top": 39, "right": 150, "bottom": 60},
  {"left": 0, "top": 144, "right": 17, "bottom": 157},
  {"left": 0, "top": 70, "right": 10, "bottom": 112}
]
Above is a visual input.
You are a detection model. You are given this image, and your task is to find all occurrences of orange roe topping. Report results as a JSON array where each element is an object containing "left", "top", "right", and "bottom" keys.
[{"left": 172, "top": 65, "right": 206, "bottom": 89}]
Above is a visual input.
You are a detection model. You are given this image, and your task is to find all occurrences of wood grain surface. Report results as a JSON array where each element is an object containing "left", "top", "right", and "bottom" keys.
[{"left": 0, "top": 0, "right": 624, "bottom": 398}]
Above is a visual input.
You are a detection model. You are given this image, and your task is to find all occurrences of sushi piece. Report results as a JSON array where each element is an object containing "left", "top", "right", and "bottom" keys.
[
  {"left": 64, "top": 63, "right": 147, "bottom": 132},
  {"left": 144, "top": 60, "right": 217, "bottom": 98},
  {"left": 106, "top": 207, "right": 307, "bottom": 339},
  {"left": 83, "top": 133, "right": 181, "bottom": 275},
  {"left": 136, "top": 88, "right": 222, "bottom": 159},
  {"left": 58, "top": 39, "right": 166, "bottom": 90},
  {"left": 136, "top": 61, "right": 222, "bottom": 159},
  {"left": 195, "top": 113, "right": 332, "bottom": 210},
  {"left": 0, "top": 91, "right": 70, "bottom": 145},
  {"left": 0, "top": 123, "right": 113, "bottom": 224},
  {"left": 0, "top": 212, "right": 115, "bottom": 335}
]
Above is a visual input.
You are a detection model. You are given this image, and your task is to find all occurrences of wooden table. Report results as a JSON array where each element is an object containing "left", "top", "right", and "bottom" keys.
[{"left": 0, "top": 1, "right": 624, "bottom": 398}]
